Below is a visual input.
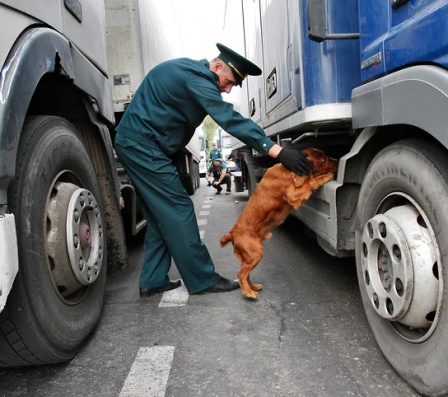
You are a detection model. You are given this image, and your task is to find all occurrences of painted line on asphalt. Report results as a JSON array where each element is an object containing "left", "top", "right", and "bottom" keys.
[
  {"left": 158, "top": 281, "right": 189, "bottom": 307},
  {"left": 119, "top": 346, "right": 175, "bottom": 397}
]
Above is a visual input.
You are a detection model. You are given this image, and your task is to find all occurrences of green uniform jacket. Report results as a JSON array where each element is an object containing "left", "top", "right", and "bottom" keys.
[
  {"left": 116, "top": 58, "right": 274, "bottom": 155},
  {"left": 209, "top": 148, "right": 222, "bottom": 160}
]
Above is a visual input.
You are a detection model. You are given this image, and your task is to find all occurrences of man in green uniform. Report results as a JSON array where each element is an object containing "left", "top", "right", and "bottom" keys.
[
  {"left": 209, "top": 143, "right": 222, "bottom": 162},
  {"left": 115, "top": 43, "right": 313, "bottom": 297}
]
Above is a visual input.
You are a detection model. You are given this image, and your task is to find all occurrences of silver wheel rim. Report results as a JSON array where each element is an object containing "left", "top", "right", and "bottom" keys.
[
  {"left": 361, "top": 193, "right": 441, "bottom": 343},
  {"left": 47, "top": 179, "right": 104, "bottom": 301}
]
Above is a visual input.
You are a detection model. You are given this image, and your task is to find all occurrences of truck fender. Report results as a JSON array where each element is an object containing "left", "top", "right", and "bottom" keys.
[
  {"left": 0, "top": 27, "right": 114, "bottom": 186},
  {"left": 352, "top": 65, "right": 448, "bottom": 149}
]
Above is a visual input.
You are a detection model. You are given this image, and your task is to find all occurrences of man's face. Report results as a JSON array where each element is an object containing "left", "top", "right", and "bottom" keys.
[{"left": 215, "top": 63, "right": 237, "bottom": 94}]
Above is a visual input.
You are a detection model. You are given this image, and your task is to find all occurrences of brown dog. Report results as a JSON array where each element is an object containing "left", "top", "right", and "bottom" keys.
[{"left": 220, "top": 148, "right": 338, "bottom": 299}]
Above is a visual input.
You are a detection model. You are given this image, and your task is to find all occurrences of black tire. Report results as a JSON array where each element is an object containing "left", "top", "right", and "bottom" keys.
[
  {"left": 0, "top": 116, "right": 107, "bottom": 366},
  {"left": 184, "top": 175, "right": 195, "bottom": 195},
  {"left": 183, "top": 156, "right": 196, "bottom": 195},
  {"left": 355, "top": 139, "right": 448, "bottom": 396},
  {"left": 195, "top": 162, "right": 200, "bottom": 190}
]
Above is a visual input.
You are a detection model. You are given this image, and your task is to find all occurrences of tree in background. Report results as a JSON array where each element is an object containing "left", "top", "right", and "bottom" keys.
[{"left": 202, "top": 115, "right": 218, "bottom": 160}]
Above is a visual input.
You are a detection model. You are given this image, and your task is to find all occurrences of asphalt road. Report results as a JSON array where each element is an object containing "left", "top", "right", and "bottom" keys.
[{"left": 0, "top": 179, "right": 419, "bottom": 397}]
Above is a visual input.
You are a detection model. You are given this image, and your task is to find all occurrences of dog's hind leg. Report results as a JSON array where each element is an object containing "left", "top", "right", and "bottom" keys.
[
  {"left": 237, "top": 238, "right": 264, "bottom": 299},
  {"left": 238, "top": 263, "right": 262, "bottom": 299}
]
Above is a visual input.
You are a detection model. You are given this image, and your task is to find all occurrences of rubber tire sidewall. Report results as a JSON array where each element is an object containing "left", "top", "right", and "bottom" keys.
[
  {"left": 355, "top": 139, "right": 448, "bottom": 396},
  {"left": 4, "top": 116, "right": 107, "bottom": 365}
]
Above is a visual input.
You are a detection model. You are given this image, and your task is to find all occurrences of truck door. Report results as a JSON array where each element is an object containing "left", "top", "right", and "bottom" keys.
[
  {"left": 260, "top": 0, "right": 293, "bottom": 120},
  {"left": 242, "top": 0, "right": 264, "bottom": 124}
]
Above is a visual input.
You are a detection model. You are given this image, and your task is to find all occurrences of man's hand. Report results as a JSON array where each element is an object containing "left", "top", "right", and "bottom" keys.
[
  {"left": 207, "top": 181, "right": 213, "bottom": 187},
  {"left": 277, "top": 148, "right": 314, "bottom": 176}
]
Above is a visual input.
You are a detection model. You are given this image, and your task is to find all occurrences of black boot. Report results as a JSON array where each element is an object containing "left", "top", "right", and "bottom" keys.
[
  {"left": 139, "top": 280, "right": 182, "bottom": 298},
  {"left": 197, "top": 277, "right": 240, "bottom": 294}
]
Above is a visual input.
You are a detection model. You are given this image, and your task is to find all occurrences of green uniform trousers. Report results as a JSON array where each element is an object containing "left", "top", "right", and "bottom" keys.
[{"left": 115, "top": 136, "right": 221, "bottom": 294}]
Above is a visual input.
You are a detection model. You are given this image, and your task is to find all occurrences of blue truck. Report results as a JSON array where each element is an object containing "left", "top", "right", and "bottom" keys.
[{"left": 233, "top": 0, "right": 448, "bottom": 395}]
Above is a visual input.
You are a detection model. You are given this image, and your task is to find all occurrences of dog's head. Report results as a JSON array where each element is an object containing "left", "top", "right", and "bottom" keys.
[{"left": 302, "top": 148, "right": 338, "bottom": 177}]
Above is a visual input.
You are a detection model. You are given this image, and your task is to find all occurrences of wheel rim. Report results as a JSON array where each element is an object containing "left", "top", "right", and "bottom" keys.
[
  {"left": 46, "top": 177, "right": 104, "bottom": 302},
  {"left": 361, "top": 193, "right": 441, "bottom": 342}
]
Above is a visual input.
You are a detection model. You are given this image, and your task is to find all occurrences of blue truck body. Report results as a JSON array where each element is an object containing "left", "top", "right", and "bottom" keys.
[
  {"left": 359, "top": 0, "right": 448, "bottom": 82},
  {"left": 236, "top": 1, "right": 448, "bottom": 395}
]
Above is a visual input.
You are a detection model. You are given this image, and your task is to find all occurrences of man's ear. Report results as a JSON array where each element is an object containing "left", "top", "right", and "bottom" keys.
[{"left": 211, "top": 61, "right": 224, "bottom": 73}]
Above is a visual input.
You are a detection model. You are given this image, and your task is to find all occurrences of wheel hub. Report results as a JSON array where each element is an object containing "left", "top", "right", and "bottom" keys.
[
  {"left": 66, "top": 186, "right": 104, "bottom": 285},
  {"left": 361, "top": 204, "right": 439, "bottom": 331},
  {"left": 47, "top": 182, "right": 104, "bottom": 299}
]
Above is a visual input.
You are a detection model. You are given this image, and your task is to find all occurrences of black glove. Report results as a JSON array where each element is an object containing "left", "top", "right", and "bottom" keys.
[
  {"left": 207, "top": 181, "right": 213, "bottom": 187},
  {"left": 277, "top": 148, "right": 314, "bottom": 176}
]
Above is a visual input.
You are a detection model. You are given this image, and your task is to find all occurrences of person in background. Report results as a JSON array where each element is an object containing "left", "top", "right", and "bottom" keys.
[
  {"left": 114, "top": 43, "right": 314, "bottom": 298},
  {"left": 205, "top": 159, "right": 232, "bottom": 195},
  {"left": 209, "top": 143, "right": 222, "bottom": 162}
]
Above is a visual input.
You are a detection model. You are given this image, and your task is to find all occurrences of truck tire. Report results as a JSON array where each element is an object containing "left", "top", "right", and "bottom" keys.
[
  {"left": 195, "top": 162, "right": 200, "bottom": 189},
  {"left": 184, "top": 156, "right": 196, "bottom": 195},
  {"left": 355, "top": 139, "right": 448, "bottom": 396},
  {"left": 184, "top": 175, "right": 195, "bottom": 195},
  {"left": 0, "top": 116, "right": 107, "bottom": 366}
]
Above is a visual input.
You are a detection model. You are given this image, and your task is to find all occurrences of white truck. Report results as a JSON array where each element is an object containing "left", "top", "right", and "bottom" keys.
[
  {"left": 0, "top": 0, "right": 200, "bottom": 367},
  {"left": 106, "top": 0, "right": 201, "bottom": 194}
]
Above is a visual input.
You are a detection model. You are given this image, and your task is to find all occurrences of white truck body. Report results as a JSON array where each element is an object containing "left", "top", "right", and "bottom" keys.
[{"left": 105, "top": 0, "right": 201, "bottom": 175}]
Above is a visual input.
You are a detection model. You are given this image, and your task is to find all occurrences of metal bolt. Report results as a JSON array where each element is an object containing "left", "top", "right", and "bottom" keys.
[{"left": 74, "top": 209, "right": 80, "bottom": 222}]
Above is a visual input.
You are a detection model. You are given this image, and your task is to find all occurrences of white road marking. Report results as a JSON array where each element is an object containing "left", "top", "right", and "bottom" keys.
[
  {"left": 202, "top": 204, "right": 211, "bottom": 209},
  {"left": 158, "top": 281, "right": 189, "bottom": 307},
  {"left": 119, "top": 346, "right": 175, "bottom": 397},
  {"left": 197, "top": 219, "right": 207, "bottom": 226},
  {"left": 199, "top": 211, "right": 210, "bottom": 216},
  {"left": 200, "top": 230, "right": 205, "bottom": 239}
]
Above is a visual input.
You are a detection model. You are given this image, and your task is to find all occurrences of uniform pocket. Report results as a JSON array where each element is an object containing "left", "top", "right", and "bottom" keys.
[{"left": 115, "top": 135, "right": 139, "bottom": 148}]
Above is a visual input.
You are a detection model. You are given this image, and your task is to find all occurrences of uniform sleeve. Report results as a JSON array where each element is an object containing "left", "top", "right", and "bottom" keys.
[{"left": 185, "top": 74, "right": 275, "bottom": 156}]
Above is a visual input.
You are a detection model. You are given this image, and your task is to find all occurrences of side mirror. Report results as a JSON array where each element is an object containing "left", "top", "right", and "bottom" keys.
[
  {"left": 307, "top": 0, "right": 327, "bottom": 43},
  {"left": 306, "top": 0, "right": 359, "bottom": 42}
]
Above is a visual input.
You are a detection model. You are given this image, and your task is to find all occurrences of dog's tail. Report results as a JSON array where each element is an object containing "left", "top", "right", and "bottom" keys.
[{"left": 220, "top": 232, "right": 233, "bottom": 247}]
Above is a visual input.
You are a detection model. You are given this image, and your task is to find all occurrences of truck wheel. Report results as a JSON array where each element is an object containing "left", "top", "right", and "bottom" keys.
[
  {"left": 183, "top": 156, "right": 196, "bottom": 195},
  {"left": 195, "top": 162, "right": 200, "bottom": 189},
  {"left": 355, "top": 139, "right": 448, "bottom": 396},
  {"left": 0, "top": 116, "right": 106, "bottom": 366},
  {"left": 184, "top": 175, "right": 195, "bottom": 195}
]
